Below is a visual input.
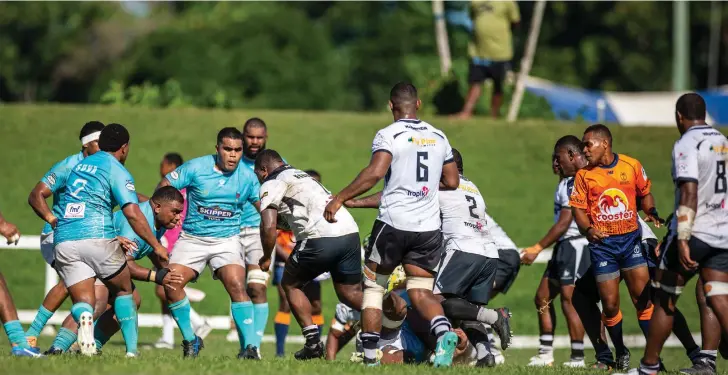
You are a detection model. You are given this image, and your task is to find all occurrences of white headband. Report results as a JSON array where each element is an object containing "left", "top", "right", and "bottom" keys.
[{"left": 81, "top": 131, "right": 101, "bottom": 146}]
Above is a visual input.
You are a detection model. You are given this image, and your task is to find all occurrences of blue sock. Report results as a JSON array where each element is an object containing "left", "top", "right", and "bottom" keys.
[
  {"left": 70, "top": 302, "right": 94, "bottom": 323},
  {"left": 114, "top": 294, "right": 138, "bottom": 354},
  {"left": 26, "top": 305, "right": 54, "bottom": 337},
  {"left": 51, "top": 327, "right": 77, "bottom": 351},
  {"left": 252, "top": 303, "right": 269, "bottom": 348},
  {"left": 169, "top": 297, "right": 196, "bottom": 342},
  {"left": 638, "top": 319, "right": 650, "bottom": 339},
  {"left": 231, "top": 301, "right": 255, "bottom": 350},
  {"left": 274, "top": 312, "right": 290, "bottom": 356},
  {"left": 93, "top": 320, "right": 112, "bottom": 351},
  {"left": 3, "top": 320, "right": 29, "bottom": 349}
]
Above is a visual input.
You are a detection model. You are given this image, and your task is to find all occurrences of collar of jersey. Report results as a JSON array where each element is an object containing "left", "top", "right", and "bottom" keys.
[
  {"left": 684, "top": 124, "right": 712, "bottom": 133},
  {"left": 396, "top": 118, "right": 422, "bottom": 124},
  {"left": 599, "top": 153, "right": 619, "bottom": 169},
  {"left": 265, "top": 164, "right": 292, "bottom": 182}
]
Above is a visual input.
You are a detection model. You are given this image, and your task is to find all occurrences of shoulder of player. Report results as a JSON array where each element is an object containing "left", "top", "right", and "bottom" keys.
[
  {"left": 615, "top": 154, "right": 644, "bottom": 175},
  {"left": 185, "top": 154, "right": 215, "bottom": 169}
]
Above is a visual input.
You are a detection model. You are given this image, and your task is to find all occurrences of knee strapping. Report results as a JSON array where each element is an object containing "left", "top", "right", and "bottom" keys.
[
  {"left": 705, "top": 281, "right": 728, "bottom": 297},
  {"left": 247, "top": 269, "right": 270, "bottom": 285},
  {"left": 651, "top": 279, "right": 684, "bottom": 295},
  {"left": 406, "top": 276, "right": 434, "bottom": 291},
  {"left": 363, "top": 267, "right": 389, "bottom": 310}
]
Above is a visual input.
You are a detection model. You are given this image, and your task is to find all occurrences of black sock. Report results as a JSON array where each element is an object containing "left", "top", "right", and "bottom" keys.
[
  {"left": 302, "top": 325, "right": 320, "bottom": 347},
  {"left": 672, "top": 308, "right": 699, "bottom": 357},
  {"left": 360, "top": 332, "right": 380, "bottom": 361},
  {"left": 461, "top": 321, "right": 489, "bottom": 360},
  {"left": 605, "top": 319, "right": 627, "bottom": 357}
]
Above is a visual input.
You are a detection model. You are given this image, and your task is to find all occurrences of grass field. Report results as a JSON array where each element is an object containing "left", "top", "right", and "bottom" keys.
[{"left": 0, "top": 104, "right": 726, "bottom": 373}]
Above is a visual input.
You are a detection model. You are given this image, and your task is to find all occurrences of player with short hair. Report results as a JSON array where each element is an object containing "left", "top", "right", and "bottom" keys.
[
  {"left": 325, "top": 82, "right": 461, "bottom": 367},
  {"left": 158, "top": 127, "right": 261, "bottom": 359},
  {"left": 621, "top": 93, "right": 728, "bottom": 375},
  {"left": 25, "top": 121, "right": 105, "bottom": 348},
  {"left": 255, "top": 149, "right": 363, "bottom": 360},
  {"left": 0, "top": 210, "right": 42, "bottom": 357},
  {"left": 570, "top": 124, "right": 663, "bottom": 370},
  {"left": 53, "top": 123, "right": 167, "bottom": 357}
]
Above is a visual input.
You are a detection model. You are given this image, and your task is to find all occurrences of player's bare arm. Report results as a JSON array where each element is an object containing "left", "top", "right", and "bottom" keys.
[
  {"left": 324, "top": 151, "right": 392, "bottom": 223},
  {"left": 137, "top": 193, "right": 149, "bottom": 203},
  {"left": 639, "top": 192, "right": 664, "bottom": 227},
  {"left": 125, "top": 255, "right": 183, "bottom": 291},
  {"left": 676, "top": 181, "right": 699, "bottom": 270},
  {"left": 440, "top": 160, "right": 460, "bottom": 190},
  {"left": 572, "top": 207, "right": 607, "bottom": 243},
  {"left": 156, "top": 178, "right": 172, "bottom": 190},
  {"left": 344, "top": 191, "right": 382, "bottom": 209},
  {"left": 27, "top": 182, "right": 57, "bottom": 228},
  {"left": 121, "top": 203, "right": 169, "bottom": 261},
  {"left": 522, "top": 207, "right": 572, "bottom": 265},
  {"left": 0, "top": 210, "right": 20, "bottom": 244},
  {"left": 258, "top": 208, "right": 278, "bottom": 272}
]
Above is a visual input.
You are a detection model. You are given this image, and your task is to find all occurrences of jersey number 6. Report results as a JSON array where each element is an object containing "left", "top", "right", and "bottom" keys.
[{"left": 416, "top": 151, "right": 429, "bottom": 182}]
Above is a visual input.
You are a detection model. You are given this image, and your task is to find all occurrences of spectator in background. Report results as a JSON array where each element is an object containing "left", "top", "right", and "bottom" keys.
[{"left": 450, "top": 0, "right": 520, "bottom": 120}]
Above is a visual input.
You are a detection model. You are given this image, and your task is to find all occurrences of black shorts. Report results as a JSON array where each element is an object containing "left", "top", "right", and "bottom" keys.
[
  {"left": 659, "top": 235, "right": 728, "bottom": 278},
  {"left": 366, "top": 220, "right": 444, "bottom": 273},
  {"left": 285, "top": 233, "right": 362, "bottom": 285},
  {"left": 468, "top": 61, "right": 509, "bottom": 94},
  {"left": 642, "top": 238, "right": 659, "bottom": 271},
  {"left": 434, "top": 250, "right": 497, "bottom": 305},
  {"left": 544, "top": 237, "right": 590, "bottom": 286},
  {"left": 494, "top": 249, "right": 520, "bottom": 293},
  {"left": 574, "top": 268, "right": 601, "bottom": 304}
]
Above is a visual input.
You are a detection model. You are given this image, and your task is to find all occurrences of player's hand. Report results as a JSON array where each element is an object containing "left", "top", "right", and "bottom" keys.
[
  {"left": 258, "top": 255, "right": 272, "bottom": 272},
  {"left": 644, "top": 213, "right": 664, "bottom": 228},
  {"left": 653, "top": 242, "right": 662, "bottom": 259},
  {"left": 153, "top": 245, "right": 169, "bottom": 262},
  {"left": 117, "top": 236, "right": 138, "bottom": 254},
  {"left": 324, "top": 196, "right": 343, "bottom": 223},
  {"left": 453, "top": 328, "right": 469, "bottom": 357},
  {"left": 0, "top": 220, "right": 20, "bottom": 245},
  {"left": 586, "top": 227, "right": 608, "bottom": 243},
  {"left": 46, "top": 215, "right": 58, "bottom": 229},
  {"left": 677, "top": 240, "right": 698, "bottom": 271},
  {"left": 520, "top": 244, "right": 543, "bottom": 265},
  {"left": 162, "top": 268, "right": 184, "bottom": 291}
]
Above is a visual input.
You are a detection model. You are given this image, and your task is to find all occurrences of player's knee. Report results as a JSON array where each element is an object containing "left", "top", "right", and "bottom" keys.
[
  {"left": 363, "top": 267, "right": 388, "bottom": 311},
  {"left": 225, "top": 279, "right": 248, "bottom": 300},
  {"left": 704, "top": 281, "right": 728, "bottom": 298},
  {"left": 247, "top": 282, "right": 266, "bottom": 300},
  {"left": 247, "top": 269, "right": 269, "bottom": 287}
]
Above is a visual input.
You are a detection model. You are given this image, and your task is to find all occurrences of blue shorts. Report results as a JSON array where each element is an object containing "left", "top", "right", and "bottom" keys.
[
  {"left": 589, "top": 229, "right": 646, "bottom": 282},
  {"left": 272, "top": 263, "right": 285, "bottom": 286}
]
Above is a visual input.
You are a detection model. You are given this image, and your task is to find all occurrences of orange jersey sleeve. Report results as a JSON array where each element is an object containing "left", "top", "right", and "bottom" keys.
[
  {"left": 569, "top": 170, "right": 589, "bottom": 209},
  {"left": 276, "top": 230, "right": 296, "bottom": 255},
  {"left": 629, "top": 157, "right": 651, "bottom": 197}
]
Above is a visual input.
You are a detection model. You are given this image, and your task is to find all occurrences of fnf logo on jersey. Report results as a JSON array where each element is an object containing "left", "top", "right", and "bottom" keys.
[
  {"left": 198, "top": 206, "right": 233, "bottom": 221},
  {"left": 596, "top": 188, "right": 634, "bottom": 222},
  {"left": 406, "top": 186, "right": 430, "bottom": 198},
  {"left": 408, "top": 137, "right": 437, "bottom": 147}
]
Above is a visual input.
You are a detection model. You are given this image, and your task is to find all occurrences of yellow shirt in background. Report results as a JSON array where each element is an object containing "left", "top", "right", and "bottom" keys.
[{"left": 468, "top": 0, "right": 520, "bottom": 61}]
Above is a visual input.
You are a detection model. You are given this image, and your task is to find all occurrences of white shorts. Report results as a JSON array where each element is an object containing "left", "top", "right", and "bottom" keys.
[
  {"left": 40, "top": 232, "right": 55, "bottom": 266},
  {"left": 170, "top": 232, "right": 244, "bottom": 279},
  {"left": 54, "top": 238, "right": 127, "bottom": 288},
  {"left": 239, "top": 227, "right": 264, "bottom": 265}
]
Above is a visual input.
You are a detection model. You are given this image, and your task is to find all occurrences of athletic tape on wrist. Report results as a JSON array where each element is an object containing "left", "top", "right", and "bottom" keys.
[{"left": 677, "top": 205, "right": 695, "bottom": 241}]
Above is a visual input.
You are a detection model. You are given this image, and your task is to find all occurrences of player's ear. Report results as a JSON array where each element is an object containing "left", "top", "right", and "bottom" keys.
[
  {"left": 416, "top": 99, "right": 421, "bottom": 110},
  {"left": 388, "top": 100, "right": 394, "bottom": 111}
]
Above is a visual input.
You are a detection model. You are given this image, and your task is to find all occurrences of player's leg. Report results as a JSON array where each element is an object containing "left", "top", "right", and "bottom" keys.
[
  {"left": 529, "top": 275, "right": 559, "bottom": 366},
  {"left": 102, "top": 264, "right": 138, "bottom": 356},
  {"left": 0, "top": 271, "right": 40, "bottom": 356},
  {"left": 26, "top": 281, "right": 67, "bottom": 348},
  {"left": 329, "top": 233, "right": 364, "bottom": 313},
  {"left": 217, "top": 262, "right": 257, "bottom": 358},
  {"left": 155, "top": 283, "right": 175, "bottom": 349},
  {"left": 560, "top": 285, "right": 587, "bottom": 366},
  {"left": 555, "top": 238, "right": 590, "bottom": 367},
  {"left": 622, "top": 265, "right": 653, "bottom": 338},
  {"left": 573, "top": 269, "right": 614, "bottom": 367},
  {"left": 94, "top": 286, "right": 142, "bottom": 352},
  {"left": 164, "top": 265, "right": 199, "bottom": 353},
  {"left": 242, "top": 228, "right": 269, "bottom": 353},
  {"left": 679, "top": 277, "right": 720, "bottom": 374},
  {"left": 273, "top": 264, "right": 290, "bottom": 357},
  {"left": 304, "top": 281, "right": 324, "bottom": 332}
]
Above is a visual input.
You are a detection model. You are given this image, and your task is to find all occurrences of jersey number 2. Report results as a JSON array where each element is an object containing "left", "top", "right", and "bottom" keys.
[
  {"left": 416, "top": 152, "right": 429, "bottom": 182},
  {"left": 69, "top": 178, "right": 88, "bottom": 198},
  {"left": 465, "top": 195, "right": 479, "bottom": 219},
  {"left": 717, "top": 160, "right": 727, "bottom": 193}
]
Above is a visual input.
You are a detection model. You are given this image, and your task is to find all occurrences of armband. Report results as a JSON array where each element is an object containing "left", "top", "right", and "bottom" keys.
[{"left": 155, "top": 268, "right": 170, "bottom": 285}]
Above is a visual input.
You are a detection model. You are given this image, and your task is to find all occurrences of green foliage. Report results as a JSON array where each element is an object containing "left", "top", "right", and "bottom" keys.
[{"left": 100, "top": 79, "right": 191, "bottom": 108}]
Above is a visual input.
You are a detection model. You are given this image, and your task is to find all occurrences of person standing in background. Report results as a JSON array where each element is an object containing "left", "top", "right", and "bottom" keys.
[{"left": 450, "top": 0, "right": 520, "bottom": 120}]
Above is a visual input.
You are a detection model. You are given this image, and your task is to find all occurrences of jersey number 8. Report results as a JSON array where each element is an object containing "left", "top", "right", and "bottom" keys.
[{"left": 717, "top": 160, "right": 726, "bottom": 194}]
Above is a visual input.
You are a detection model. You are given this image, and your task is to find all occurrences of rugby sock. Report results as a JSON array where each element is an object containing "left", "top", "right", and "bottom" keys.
[
  {"left": 70, "top": 302, "right": 93, "bottom": 323},
  {"left": 161, "top": 314, "right": 175, "bottom": 344},
  {"left": 429, "top": 315, "right": 452, "bottom": 339},
  {"left": 699, "top": 350, "right": 718, "bottom": 365},
  {"left": 672, "top": 308, "right": 699, "bottom": 358},
  {"left": 485, "top": 325, "right": 496, "bottom": 346},
  {"left": 231, "top": 301, "right": 255, "bottom": 350},
  {"left": 302, "top": 325, "right": 320, "bottom": 346},
  {"left": 93, "top": 323, "right": 112, "bottom": 351},
  {"left": 252, "top": 303, "right": 269, "bottom": 348},
  {"left": 274, "top": 312, "right": 290, "bottom": 356},
  {"left": 539, "top": 334, "right": 554, "bottom": 354},
  {"left": 603, "top": 311, "right": 627, "bottom": 356},
  {"left": 570, "top": 340, "right": 585, "bottom": 360},
  {"left": 312, "top": 313, "right": 324, "bottom": 334},
  {"left": 360, "top": 332, "right": 380, "bottom": 362},
  {"left": 442, "top": 297, "right": 498, "bottom": 324},
  {"left": 50, "top": 327, "right": 77, "bottom": 352},
  {"left": 26, "top": 305, "right": 54, "bottom": 338},
  {"left": 3, "top": 320, "right": 30, "bottom": 349},
  {"left": 461, "top": 321, "right": 490, "bottom": 360},
  {"left": 114, "top": 294, "right": 138, "bottom": 354},
  {"left": 189, "top": 307, "right": 204, "bottom": 329},
  {"left": 639, "top": 360, "right": 661, "bottom": 375},
  {"left": 637, "top": 305, "right": 653, "bottom": 339},
  {"left": 169, "top": 297, "right": 196, "bottom": 342}
]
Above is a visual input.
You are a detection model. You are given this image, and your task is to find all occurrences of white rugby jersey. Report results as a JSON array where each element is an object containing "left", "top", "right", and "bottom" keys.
[
  {"left": 670, "top": 125, "right": 728, "bottom": 248},
  {"left": 372, "top": 119, "right": 454, "bottom": 232},
  {"left": 638, "top": 216, "right": 657, "bottom": 241},
  {"left": 439, "top": 175, "right": 498, "bottom": 258},
  {"left": 481, "top": 211, "right": 518, "bottom": 251},
  {"left": 554, "top": 177, "right": 582, "bottom": 240},
  {"left": 259, "top": 166, "right": 359, "bottom": 240}
]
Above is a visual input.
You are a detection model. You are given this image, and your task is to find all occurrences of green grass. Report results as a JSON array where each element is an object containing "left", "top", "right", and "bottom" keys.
[{"left": 0, "top": 104, "right": 724, "bottom": 373}]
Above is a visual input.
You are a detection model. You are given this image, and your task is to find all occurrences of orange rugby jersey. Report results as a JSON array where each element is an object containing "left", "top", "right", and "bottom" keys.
[
  {"left": 569, "top": 153, "right": 651, "bottom": 235},
  {"left": 276, "top": 230, "right": 296, "bottom": 255}
]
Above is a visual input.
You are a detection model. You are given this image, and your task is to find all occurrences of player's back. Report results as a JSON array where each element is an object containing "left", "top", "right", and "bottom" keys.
[
  {"left": 56, "top": 152, "right": 137, "bottom": 244},
  {"left": 671, "top": 125, "right": 728, "bottom": 248},
  {"left": 113, "top": 200, "right": 165, "bottom": 259},
  {"left": 439, "top": 175, "right": 497, "bottom": 257},
  {"left": 263, "top": 166, "right": 358, "bottom": 240},
  {"left": 40, "top": 152, "right": 84, "bottom": 234},
  {"left": 373, "top": 119, "right": 453, "bottom": 232},
  {"left": 554, "top": 177, "right": 581, "bottom": 240}
]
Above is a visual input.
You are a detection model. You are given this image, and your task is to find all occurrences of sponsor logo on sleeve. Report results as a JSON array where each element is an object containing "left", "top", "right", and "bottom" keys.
[
  {"left": 125, "top": 180, "right": 136, "bottom": 191},
  {"left": 170, "top": 171, "right": 179, "bottom": 180}
]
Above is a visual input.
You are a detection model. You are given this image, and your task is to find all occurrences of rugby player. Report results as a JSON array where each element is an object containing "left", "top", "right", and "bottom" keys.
[
  {"left": 326, "top": 82, "right": 461, "bottom": 367},
  {"left": 25, "top": 121, "right": 105, "bottom": 348},
  {"left": 0, "top": 210, "right": 41, "bottom": 357},
  {"left": 53, "top": 123, "right": 167, "bottom": 357},
  {"left": 255, "top": 149, "right": 363, "bottom": 360},
  {"left": 570, "top": 124, "right": 663, "bottom": 370},
  {"left": 154, "top": 153, "right": 211, "bottom": 350},
  {"left": 158, "top": 127, "right": 260, "bottom": 359},
  {"left": 45, "top": 187, "right": 185, "bottom": 354},
  {"left": 622, "top": 93, "right": 728, "bottom": 375}
]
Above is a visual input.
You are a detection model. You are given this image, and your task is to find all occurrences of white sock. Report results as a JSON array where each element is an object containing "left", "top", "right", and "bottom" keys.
[
  {"left": 477, "top": 307, "right": 498, "bottom": 324},
  {"left": 476, "top": 342, "right": 489, "bottom": 360},
  {"left": 189, "top": 308, "right": 204, "bottom": 329},
  {"left": 162, "top": 314, "right": 175, "bottom": 343}
]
